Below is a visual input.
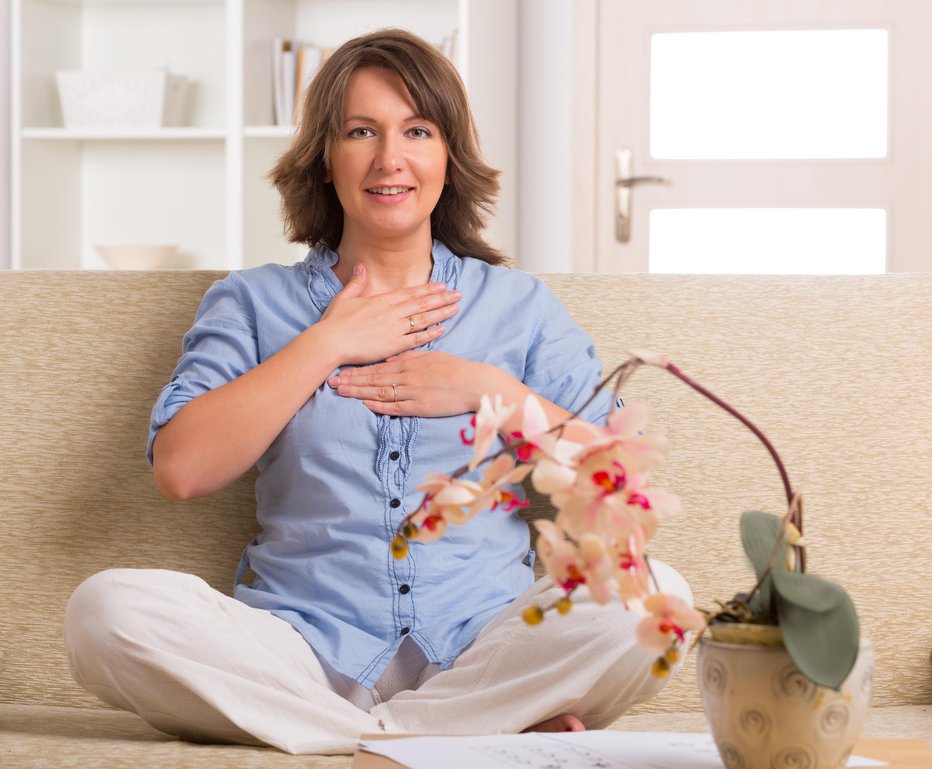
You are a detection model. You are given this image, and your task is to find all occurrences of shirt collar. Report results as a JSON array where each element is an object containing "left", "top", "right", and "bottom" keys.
[{"left": 303, "top": 240, "right": 461, "bottom": 314}]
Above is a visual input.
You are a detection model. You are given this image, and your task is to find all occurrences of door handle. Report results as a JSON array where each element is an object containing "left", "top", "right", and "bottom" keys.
[
  {"left": 617, "top": 176, "right": 667, "bottom": 188},
  {"left": 615, "top": 148, "right": 668, "bottom": 243}
]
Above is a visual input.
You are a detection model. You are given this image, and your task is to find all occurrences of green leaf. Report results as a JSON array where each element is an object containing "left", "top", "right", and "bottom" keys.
[
  {"left": 772, "top": 569, "right": 860, "bottom": 689},
  {"left": 740, "top": 510, "right": 786, "bottom": 614}
]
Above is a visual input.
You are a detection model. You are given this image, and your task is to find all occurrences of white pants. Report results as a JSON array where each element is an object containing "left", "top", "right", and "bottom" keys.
[{"left": 64, "top": 564, "right": 691, "bottom": 755}]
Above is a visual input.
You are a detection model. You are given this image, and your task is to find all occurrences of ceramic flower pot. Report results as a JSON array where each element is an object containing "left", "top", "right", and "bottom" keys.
[{"left": 698, "top": 634, "right": 874, "bottom": 769}]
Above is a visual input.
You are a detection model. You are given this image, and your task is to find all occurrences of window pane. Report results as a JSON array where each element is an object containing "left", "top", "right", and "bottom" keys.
[
  {"left": 650, "top": 30, "right": 888, "bottom": 159},
  {"left": 649, "top": 209, "right": 886, "bottom": 274}
]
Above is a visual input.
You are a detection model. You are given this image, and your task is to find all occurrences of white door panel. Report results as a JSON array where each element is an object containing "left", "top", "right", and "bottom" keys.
[{"left": 595, "top": 0, "right": 931, "bottom": 273}]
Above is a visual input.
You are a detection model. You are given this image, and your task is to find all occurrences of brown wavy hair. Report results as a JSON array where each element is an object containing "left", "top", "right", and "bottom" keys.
[{"left": 269, "top": 28, "right": 505, "bottom": 265}]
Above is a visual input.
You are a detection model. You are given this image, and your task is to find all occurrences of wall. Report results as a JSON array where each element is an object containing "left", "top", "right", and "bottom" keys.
[
  {"left": 463, "top": 0, "right": 518, "bottom": 262},
  {"left": 513, "top": 0, "right": 596, "bottom": 273},
  {"left": 1, "top": 0, "right": 10, "bottom": 270},
  {"left": 516, "top": 0, "right": 574, "bottom": 272}
]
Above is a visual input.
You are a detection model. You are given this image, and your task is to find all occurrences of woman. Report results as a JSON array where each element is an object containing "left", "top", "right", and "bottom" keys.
[{"left": 63, "top": 29, "right": 691, "bottom": 754}]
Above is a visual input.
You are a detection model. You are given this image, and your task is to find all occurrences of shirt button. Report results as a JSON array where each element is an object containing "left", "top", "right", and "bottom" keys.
[
  {"left": 399, "top": 584, "right": 411, "bottom": 594},
  {"left": 390, "top": 498, "right": 401, "bottom": 508},
  {"left": 389, "top": 451, "right": 400, "bottom": 461},
  {"left": 400, "top": 627, "right": 410, "bottom": 636}
]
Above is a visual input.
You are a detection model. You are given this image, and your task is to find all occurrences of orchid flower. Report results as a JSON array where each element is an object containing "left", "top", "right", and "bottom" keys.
[
  {"left": 469, "top": 454, "right": 532, "bottom": 514},
  {"left": 635, "top": 593, "right": 706, "bottom": 653},
  {"left": 511, "top": 396, "right": 580, "bottom": 494},
  {"left": 410, "top": 473, "right": 483, "bottom": 542},
  {"left": 577, "top": 533, "right": 615, "bottom": 604},
  {"left": 573, "top": 402, "right": 670, "bottom": 476},
  {"left": 534, "top": 521, "right": 617, "bottom": 605},
  {"left": 550, "top": 442, "right": 681, "bottom": 542},
  {"left": 462, "top": 394, "right": 516, "bottom": 471},
  {"left": 534, "top": 519, "right": 585, "bottom": 592}
]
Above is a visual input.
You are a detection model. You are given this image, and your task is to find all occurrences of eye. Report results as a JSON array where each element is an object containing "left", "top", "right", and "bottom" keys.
[
  {"left": 346, "top": 127, "right": 374, "bottom": 138},
  {"left": 407, "top": 126, "right": 432, "bottom": 139}
]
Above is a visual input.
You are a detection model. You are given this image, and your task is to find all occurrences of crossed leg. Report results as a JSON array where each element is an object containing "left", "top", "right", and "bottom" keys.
[{"left": 64, "top": 562, "right": 691, "bottom": 753}]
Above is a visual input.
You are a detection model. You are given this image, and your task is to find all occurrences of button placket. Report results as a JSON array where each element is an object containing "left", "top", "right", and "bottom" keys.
[{"left": 385, "top": 417, "right": 415, "bottom": 639}]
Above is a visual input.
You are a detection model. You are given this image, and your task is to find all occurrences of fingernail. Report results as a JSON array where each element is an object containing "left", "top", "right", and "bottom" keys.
[
  {"left": 353, "top": 263, "right": 363, "bottom": 275},
  {"left": 451, "top": 291, "right": 461, "bottom": 300}
]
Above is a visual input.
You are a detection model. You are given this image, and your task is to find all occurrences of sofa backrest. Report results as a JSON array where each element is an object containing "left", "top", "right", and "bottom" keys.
[{"left": 1, "top": 271, "right": 929, "bottom": 714}]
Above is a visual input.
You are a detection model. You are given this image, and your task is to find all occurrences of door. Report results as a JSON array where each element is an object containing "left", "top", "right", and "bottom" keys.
[{"left": 594, "top": 0, "right": 931, "bottom": 273}]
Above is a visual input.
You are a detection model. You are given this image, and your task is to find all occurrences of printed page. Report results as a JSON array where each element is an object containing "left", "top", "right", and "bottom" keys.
[{"left": 357, "top": 731, "right": 887, "bottom": 769}]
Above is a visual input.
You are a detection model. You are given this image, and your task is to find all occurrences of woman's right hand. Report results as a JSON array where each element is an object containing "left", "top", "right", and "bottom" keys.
[
  {"left": 319, "top": 263, "right": 461, "bottom": 365},
  {"left": 152, "top": 268, "right": 460, "bottom": 499},
  {"left": 152, "top": 263, "right": 461, "bottom": 501}
]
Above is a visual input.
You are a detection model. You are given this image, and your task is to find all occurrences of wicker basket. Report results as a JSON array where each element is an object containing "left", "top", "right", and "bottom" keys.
[{"left": 55, "top": 70, "right": 188, "bottom": 129}]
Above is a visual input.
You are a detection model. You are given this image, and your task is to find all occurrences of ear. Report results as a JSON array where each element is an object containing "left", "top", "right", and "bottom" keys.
[{"left": 323, "top": 166, "right": 333, "bottom": 183}]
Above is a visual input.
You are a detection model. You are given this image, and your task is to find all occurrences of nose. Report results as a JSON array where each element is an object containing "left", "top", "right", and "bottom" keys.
[{"left": 374, "top": 135, "right": 403, "bottom": 173}]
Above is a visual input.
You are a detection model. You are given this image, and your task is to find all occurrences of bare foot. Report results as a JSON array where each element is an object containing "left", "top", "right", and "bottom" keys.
[{"left": 523, "top": 714, "right": 585, "bottom": 733}]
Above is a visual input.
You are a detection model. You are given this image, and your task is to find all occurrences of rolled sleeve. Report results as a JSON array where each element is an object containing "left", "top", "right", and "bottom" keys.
[
  {"left": 147, "top": 274, "right": 259, "bottom": 463},
  {"left": 523, "top": 284, "right": 616, "bottom": 425}
]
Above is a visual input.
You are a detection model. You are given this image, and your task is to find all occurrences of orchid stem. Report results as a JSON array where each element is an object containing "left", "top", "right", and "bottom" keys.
[
  {"left": 661, "top": 362, "right": 805, "bottom": 573},
  {"left": 663, "top": 364, "right": 795, "bottom": 517}
]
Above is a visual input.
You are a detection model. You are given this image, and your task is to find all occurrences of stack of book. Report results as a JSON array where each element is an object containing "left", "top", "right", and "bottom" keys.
[{"left": 272, "top": 37, "right": 331, "bottom": 127}]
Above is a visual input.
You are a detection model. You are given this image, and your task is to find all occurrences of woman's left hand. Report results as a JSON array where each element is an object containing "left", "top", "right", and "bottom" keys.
[{"left": 328, "top": 350, "right": 502, "bottom": 417}]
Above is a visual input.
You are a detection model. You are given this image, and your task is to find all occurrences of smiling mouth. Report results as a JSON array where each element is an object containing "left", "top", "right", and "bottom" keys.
[{"left": 366, "top": 186, "right": 414, "bottom": 195}]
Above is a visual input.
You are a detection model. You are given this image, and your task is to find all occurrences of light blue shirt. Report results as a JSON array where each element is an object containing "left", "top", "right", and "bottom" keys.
[{"left": 148, "top": 241, "right": 612, "bottom": 688}]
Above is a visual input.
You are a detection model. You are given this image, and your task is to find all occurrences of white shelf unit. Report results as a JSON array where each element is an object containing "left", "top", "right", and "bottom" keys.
[{"left": 10, "top": 0, "right": 471, "bottom": 270}]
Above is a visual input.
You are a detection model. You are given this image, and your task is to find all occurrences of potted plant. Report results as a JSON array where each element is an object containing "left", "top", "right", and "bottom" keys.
[{"left": 390, "top": 350, "right": 871, "bottom": 769}]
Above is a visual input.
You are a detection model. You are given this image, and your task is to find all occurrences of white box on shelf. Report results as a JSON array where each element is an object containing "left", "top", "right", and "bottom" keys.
[{"left": 55, "top": 70, "right": 189, "bottom": 129}]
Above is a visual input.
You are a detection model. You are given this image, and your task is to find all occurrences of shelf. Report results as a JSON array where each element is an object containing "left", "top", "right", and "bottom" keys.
[
  {"left": 22, "top": 127, "right": 227, "bottom": 141},
  {"left": 244, "top": 126, "right": 295, "bottom": 139}
]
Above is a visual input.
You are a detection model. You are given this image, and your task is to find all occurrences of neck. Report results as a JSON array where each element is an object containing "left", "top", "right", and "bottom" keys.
[{"left": 333, "top": 231, "right": 435, "bottom": 294}]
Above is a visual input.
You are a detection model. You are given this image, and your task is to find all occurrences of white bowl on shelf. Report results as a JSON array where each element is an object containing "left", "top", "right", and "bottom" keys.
[{"left": 95, "top": 244, "right": 179, "bottom": 270}]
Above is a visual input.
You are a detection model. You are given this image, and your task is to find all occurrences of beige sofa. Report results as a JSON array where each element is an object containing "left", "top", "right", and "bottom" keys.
[{"left": 1, "top": 271, "right": 929, "bottom": 768}]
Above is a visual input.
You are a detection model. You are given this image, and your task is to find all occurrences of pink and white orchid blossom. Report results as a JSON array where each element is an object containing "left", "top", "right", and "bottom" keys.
[
  {"left": 511, "top": 396, "right": 581, "bottom": 495},
  {"left": 463, "top": 394, "right": 516, "bottom": 471},
  {"left": 636, "top": 593, "right": 706, "bottom": 653},
  {"left": 410, "top": 473, "right": 484, "bottom": 542},
  {"left": 469, "top": 454, "right": 532, "bottom": 514},
  {"left": 533, "top": 520, "right": 619, "bottom": 606},
  {"left": 573, "top": 402, "right": 671, "bottom": 476},
  {"left": 534, "top": 519, "right": 586, "bottom": 593}
]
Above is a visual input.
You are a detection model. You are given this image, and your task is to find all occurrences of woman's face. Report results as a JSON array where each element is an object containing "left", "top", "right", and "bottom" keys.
[{"left": 327, "top": 66, "right": 449, "bottom": 247}]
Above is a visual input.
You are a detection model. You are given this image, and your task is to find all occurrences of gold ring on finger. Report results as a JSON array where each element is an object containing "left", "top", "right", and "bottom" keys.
[
  {"left": 391, "top": 383, "right": 398, "bottom": 402},
  {"left": 408, "top": 316, "right": 416, "bottom": 329}
]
